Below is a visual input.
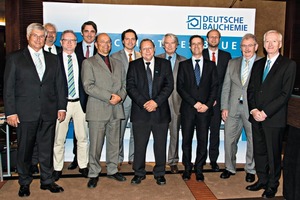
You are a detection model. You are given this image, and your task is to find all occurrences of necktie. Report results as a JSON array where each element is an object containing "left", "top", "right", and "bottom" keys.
[
  {"left": 242, "top": 60, "right": 249, "bottom": 85},
  {"left": 129, "top": 53, "right": 133, "bottom": 62},
  {"left": 67, "top": 55, "right": 76, "bottom": 97},
  {"left": 34, "top": 52, "right": 44, "bottom": 81},
  {"left": 262, "top": 60, "right": 271, "bottom": 82},
  {"left": 146, "top": 62, "right": 152, "bottom": 98},
  {"left": 212, "top": 52, "right": 216, "bottom": 63},
  {"left": 194, "top": 59, "right": 201, "bottom": 86},
  {"left": 48, "top": 47, "right": 52, "bottom": 53},
  {"left": 168, "top": 56, "right": 172, "bottom": 61},
  {"left": 104, "top": 56, "right": 112, "bottom": 72},
  {"left": 85, "top": 45, "right": 90, "bottom": 58}
]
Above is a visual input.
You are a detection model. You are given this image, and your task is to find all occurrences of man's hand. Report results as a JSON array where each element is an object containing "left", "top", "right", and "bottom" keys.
[
  {"left": 57, "top": 111, "right": 66, "bottom": 123},
  {"left": 109, "top": 94, "right": 122, "bottom": 105},
  {"left": 194, "top": 102, "right": 202, "bottom": 110},
  {"left": 251, "top": 109, "right": 266, "bottom": 122},
  {"left": 143, "top": 100, "right": 158, "bottom": 112},
  {"left": 197, "top": 104, "right": 208, "bottom": 113},
  {"left": 221, "top": 109, "right": 229, "bottom": 122},
  {"left": 7, "top": 114, "right": 20, "bottom": 127}
]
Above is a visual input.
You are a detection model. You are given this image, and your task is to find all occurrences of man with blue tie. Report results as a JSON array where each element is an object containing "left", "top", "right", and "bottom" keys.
[
  {"left": 246, "top": 30, "right": 296, "bottom": 198},
  {"left": 157, "top": 33, "right": 186, "bottom": 174},
  {"left": 177, "top": 35, "right": 218, "bottom": 182}
]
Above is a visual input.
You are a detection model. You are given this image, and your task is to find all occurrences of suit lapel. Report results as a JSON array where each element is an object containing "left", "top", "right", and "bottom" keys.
[
  {"left": 95, "top": 54, "right": 111, "bottom": 75},
  {"left": 23, "top": 48, "right": 42, "bottom": 82}
]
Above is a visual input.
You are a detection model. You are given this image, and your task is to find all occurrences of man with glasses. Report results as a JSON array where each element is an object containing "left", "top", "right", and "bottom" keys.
[
  {"left": 4, "top": 23, "right": 67, "bottom": 197},
  {"left": 52, "top": 30, "right": 89, "bottom": 181},
  {"left": 43, "top": 23, "right": 61, "bottom": 55}
]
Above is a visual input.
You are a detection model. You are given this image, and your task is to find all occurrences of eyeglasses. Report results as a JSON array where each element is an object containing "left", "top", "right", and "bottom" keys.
[
  {"left": 62, "top": 39, "right": 77, "bottom": 43},
  {"left": 241, "top": 44, "right": 256, "bottom": 48},
  {"left": 30, "top": 34, "right": 45, "bottom": 40}
]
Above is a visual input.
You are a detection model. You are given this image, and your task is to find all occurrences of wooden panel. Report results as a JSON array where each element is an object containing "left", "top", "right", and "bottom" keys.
[{"left": 287, "top": 96, "right": 300, "bottom": 128}]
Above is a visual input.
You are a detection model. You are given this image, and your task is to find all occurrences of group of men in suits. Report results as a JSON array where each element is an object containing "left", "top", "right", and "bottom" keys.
[{"left": 3, "top": 20, "right": 296, "bottom": 198}]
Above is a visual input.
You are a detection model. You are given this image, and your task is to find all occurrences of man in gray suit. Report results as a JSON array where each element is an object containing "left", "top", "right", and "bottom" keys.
[
  {"left": 82, "top": 33, "right": 127, "bottom": 188},
  {"left": 220, "top": 33, "right": 259, "bottom": 182},
  {"left": 157, "top": 33, "right": 186, "bottom": 174},
  {"left": 111, "top": 29, "right": 141, "bottom": 167}
]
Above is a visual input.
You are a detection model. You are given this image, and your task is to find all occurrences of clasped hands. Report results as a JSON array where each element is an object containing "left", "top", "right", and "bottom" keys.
[
  {"left": 194, "top": 102, "right": 208, "bottom": 113},
  {"left": 110, "top": 94, "right": 122, "bottom": 105},
  {"left": 251, "top": 109, "right": 267, "bottom": 122},
  {"left": 143, "top": 100, "right": 158, "bottom": 112}
]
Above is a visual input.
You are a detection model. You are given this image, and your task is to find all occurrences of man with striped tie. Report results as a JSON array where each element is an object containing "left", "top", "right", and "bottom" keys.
[{"left": 52, "top": 30, "right": 89, "bottom": 181}]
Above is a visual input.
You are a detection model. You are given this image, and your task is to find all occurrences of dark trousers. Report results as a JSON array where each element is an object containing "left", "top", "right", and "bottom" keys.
[
  {"left": 17, "top": 119, "right": 56, "bottom": 186},
  {"left": 132, "top": 122, "right": 168, "bottom": 177},
  {"left": 181, "top": 112, "right": 210, "bottom": 171},
  {"left": 208, "top": 103, "right": 221, "bottom": 163},
  {"left": 252, "top": 124, "right": 284, "bottom": 189}
]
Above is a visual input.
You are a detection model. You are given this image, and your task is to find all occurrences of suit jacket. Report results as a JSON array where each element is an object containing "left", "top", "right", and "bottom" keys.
[
  {"left": 221, "top": 55, "right": 261, "bottom": 118},
  {"left": 58, "top": 52, "right": 88, "bottom": 112},
  {"left": 81, "top": 54, "right": 127, "bottom": 121},
  {"left": 126, "top": 57, "right": 174, "bottom": 123},
  {"left": 247, "top": 55, "right": 296, "bottom": 127},
  {"left": 177, "top": 58, "right": 218, "bottom": 116},
  {"left": 75, "top": 41, "right": 97, "bottom": 62},
  {"left": 156, "top": 53, "right": 186, "bottom": 115},
  {"left": 111, "top": 49, "right": 141, "bottom": 108},
  {"left": 203, "top": 49, "right": 232, "bottom": 101},
  {"left": 4, "top": 48, "right": 67, "bottom": 121}
]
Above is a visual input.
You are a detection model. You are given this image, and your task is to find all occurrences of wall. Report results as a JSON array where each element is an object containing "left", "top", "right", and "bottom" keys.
[{"left": 83, "top": 0, "right": 286, "bottom": 57}]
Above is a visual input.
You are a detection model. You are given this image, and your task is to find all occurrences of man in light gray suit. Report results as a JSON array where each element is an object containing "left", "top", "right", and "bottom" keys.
[
  {"left": 220, "top": 33, "right": 259, "bottom": 182},
  {"left": 82, "top": 33, "right": 127, "bottom": 188},
  {"left": 111, "top": 29, "right": 141, "bottom": 167},
  {"left": 157, "top": 33, "right": 186, "bottom": 173}
]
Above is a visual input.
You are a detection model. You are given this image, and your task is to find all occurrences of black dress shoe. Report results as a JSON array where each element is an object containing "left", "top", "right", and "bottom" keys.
[
  {"left": 67, "top": 160, "right": 78, "bottom": 170},
  {"left": 108, "top": 172, "right": 126, "bottom": 181},
  {"left": 211, "top": 162, "right": 220, "bottom": 172},
  {"left": 30, "top": 164, "right": 39, "bottom": 174},
  {"left": 195, "top": 171, "right": 204, "bottom": 182},
  {"left": 52, "top": 170, "right": 62, "bottom": 182},
  {"left": 245, "top": 173, "right": 255, "bottom": 183},
  {"left": 262, "top": 187, "right": 277, "bottom": 198},
  {"left": 79, "top": 168, "right": 89, "bottom": 177},
  {"left": 182, "top": 170, "right": 191, "bottom": 181},
  {"left": 246, "top": 181, "right": 267, "bottom": 191},
  {"left": 170, "top": 165, "right": 179, "bottom": 174},
  {"left": 220, "top": 170, "right": 235, "bottom": 179},
  {"left": 87, "top": 177, "right": 99, "bottom": 188},
  {"left": 40, "top": 183, "right": 64, "bottom": 193},
  {"left": 18, "top": 185, "right": 30, "bottom": 197},
  {"left": 131, "top": 175, "right": 146, "bottom": 184},
  {"left": 154, "top": 176, "right": 166, "bottom": 185}
]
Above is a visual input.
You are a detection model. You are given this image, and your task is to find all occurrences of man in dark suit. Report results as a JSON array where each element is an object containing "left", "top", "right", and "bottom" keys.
[
  {"left": 111, "top": 29, "right": 141, "bottom": 167},
  {"left": 157, "top": 33, "right": 186, "bottom": 174},
  {"left": 43, "top": 23, "right": 62, "bottom": 55},
  {"left": 68, "top": 21, "right": 98, "bottom": 170},
  {"left": 203, "top": 29, "right": 232, "bottom": 171},
  {"left": 246, "top": 30, "right": 296, "bottom": 198},
  {"left": 127, "top": 39, "right": 174, "bottom": 185},
  {"left": 177, "top": 35, "right": 218, "bottom": 182},
  {"left": 3, "top": 23, "right": 67, "bottom": 197},
  {"left": 52, "top": 30, "right": 89, "bottom": 181}
]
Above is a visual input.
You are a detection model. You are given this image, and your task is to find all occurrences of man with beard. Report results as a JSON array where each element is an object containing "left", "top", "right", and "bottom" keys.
[{"left": 43, "top": 23, "right": 61, "bottom": 55}]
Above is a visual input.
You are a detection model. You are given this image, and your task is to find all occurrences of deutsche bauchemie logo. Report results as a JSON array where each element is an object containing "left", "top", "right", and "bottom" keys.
[{"left": 187, "top": 16, "right": 201, "bottom": 29}]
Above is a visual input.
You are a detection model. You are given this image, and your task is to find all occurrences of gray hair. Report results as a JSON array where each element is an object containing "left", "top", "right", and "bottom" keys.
[
  {"left": 161, "top": 33, "right": 179, "bottom": 46},
  {"left": 263, "top": 30, "right": 282, "bottom": 42},
  {"left": 241, "top": 33, "right": 258, "bottom": 44},
  {"left": 26, "top": 23, "right": 46, "bottom": 38},
  {"left": 44, "top": 22, "right": 57, "bottom": 32}
]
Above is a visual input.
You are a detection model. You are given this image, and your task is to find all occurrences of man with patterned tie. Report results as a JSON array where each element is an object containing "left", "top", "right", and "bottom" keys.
[
  {"left": 3, "top": 23, "right": 67, "bottom": 197},
  {"left": 157, "top": 33, "right": 186, "bottom": 174},
  {"left": 127, "top": 39, "right": 173, "bottom": 185},
  {"left": 82, "top": 33, "right": 127, "bottom": 188},
  {"left": 68, "top": 21, "right": 98, "bottom": 170},
  {"left": 220, "top": 33, "right": 260, "bottom": 183},
  {"left": 177, "top": 35, "right": 218, "bottom": 182},
  {"left": 247, "top": 30, "right": 296, "bottom": 198},
  {"left": 43, "top": 23, "right": 61, "bottom": 55},
  {"left": 111, "top": 29, "right": 141, "bottom": 168},
  {"left": 52, "top": 30, "right": 89, "bottom": 181},
  {"left": 203, "top": 29, "right": 232, "bottom": 172}
]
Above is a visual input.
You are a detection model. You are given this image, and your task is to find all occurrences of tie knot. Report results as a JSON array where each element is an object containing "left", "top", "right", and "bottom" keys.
[
  {"left": 67, "top": 55, "right": 72, "bottom": 59},
  {"left": 87, "top": 45, "right": 90, "bottom": 48},
  {"left": 35, "top": 52, "right": 40, "bottom": 57},
  {"left": 129, "top": 53, "right": 132, "bottom": 57},
  {"left": 267, "top": 60, "right": 271, "bottom": 65},
  {"left": 195, "top": 59, "right": 200, "bottom": 63},
  {"left": 245, "top": 60, "right": 249, "bottom": 64},
  {"left": 146, "top": 62, "right": 151, "bottom": 67},
  {"left": 168, "top": 56, "right": 172, "bottom": 61}
]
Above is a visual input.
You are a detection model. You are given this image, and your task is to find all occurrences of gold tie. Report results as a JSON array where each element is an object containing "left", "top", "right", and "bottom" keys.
[{"left": 129, "top": 53, "right": 133, "bottom": 62}]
